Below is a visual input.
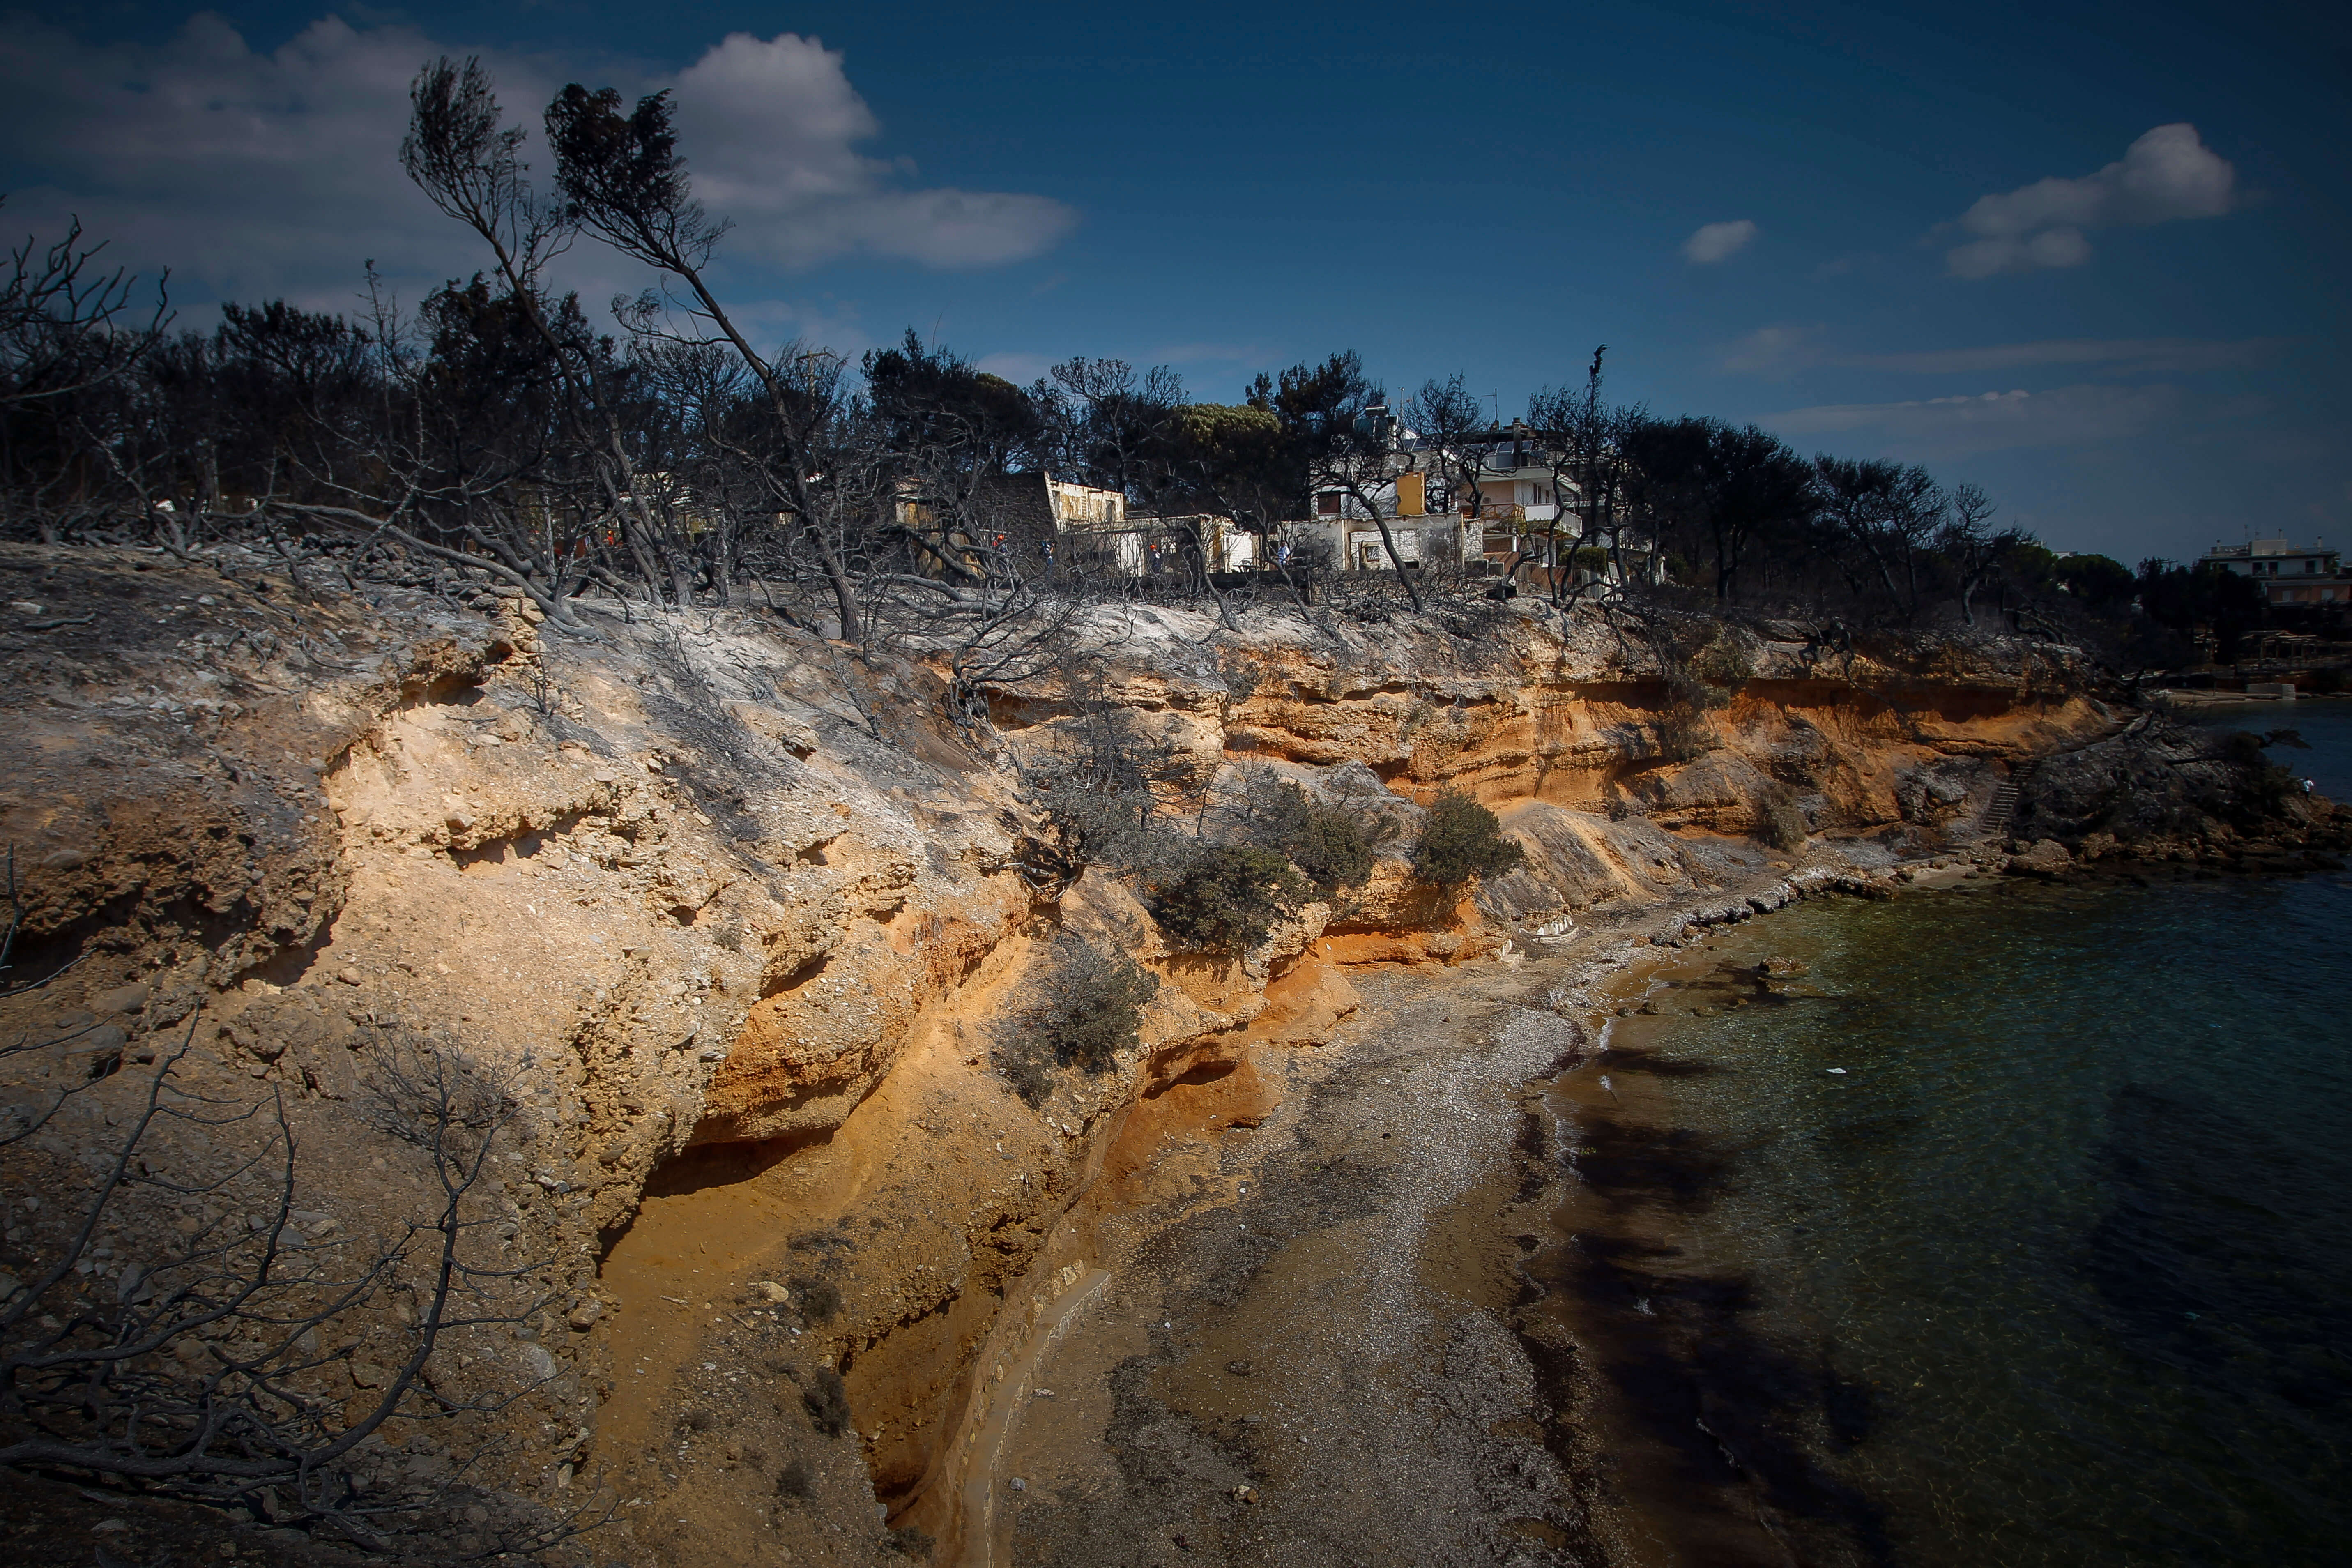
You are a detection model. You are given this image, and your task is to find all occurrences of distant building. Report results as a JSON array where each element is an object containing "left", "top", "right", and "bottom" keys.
[
  {"left": 1059, "top": 509, "right": 1256, "bottom": 579},
  {"left": 975, "top": 472, "right": 1255, "bottom": 581},
  {"left": 1282, "top": 513, "right": 1473, "bottom": 574},
  {"left": 1296, "top": 422, "right": 1654, "bottom": 587},
  {"left": 2199, "top": 538, "right": 2350, "bottom": 608},
  {"left": 1042, "top": 477, "right": 1128, "bottom": 531}
]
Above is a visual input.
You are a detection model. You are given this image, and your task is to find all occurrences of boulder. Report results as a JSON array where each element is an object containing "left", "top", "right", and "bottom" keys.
[{"left": 2007, "top": 838, "right": 2072, "bottom": 877}]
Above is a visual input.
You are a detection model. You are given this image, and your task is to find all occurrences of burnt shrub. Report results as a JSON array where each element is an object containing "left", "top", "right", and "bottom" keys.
[
  {"left": 1032, "top": 778, "right": 1172, "bottom": 874},
  {"left": 2218, "top": 729, "right": 2307, "bottom": 818},
  {"left": 1411, "top": 789, "right": 1525, "bottom": 888},
  {"left": 1691, "top": 634, "right": 1754, "bottom": 690},
  {"left": 996, "top": 1041, "right": 1056, "bottom": 1108},
  {"left": 1146, "top": 844, "right": 1310, "bottom": 953},
  {"left": 789, "top": 1276, "right": 842, "bottom": 1324},
  {"left": 1758, "top": 781, "right": 1809, "bottom": 851},
  {"left": 1216, "top": 645, "right": 1266, "bottom": 707},
  {"left": 1024, "top": 693, "right": 1200, "bottom": 878},
  {"left": 775, "top": 1456, "right": 815, "bottom": 1501},
  {"left": 1653, "top": 672, "right": 1721, "bottom": 762},
  {"left": 803, "top": 1367, "right": 852, "bottom": 1437},
  {"left": 994, "top": 939, "right": 1158, "bottom": 1106}
]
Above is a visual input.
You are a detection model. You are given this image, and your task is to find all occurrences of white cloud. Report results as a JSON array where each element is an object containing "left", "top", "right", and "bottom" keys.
[
  {"left": 1944, "top": 124, "right": 2235, "bottom": 278},
  {"left": 1766, "top": 383, "right": 2186, "bottom": 457},
  {"left": 0, "top": 14, "right": 467, "bottom": 309},
  {"left": 0, "top": 13, "right": 1075, "bottom": 313},
  {"left": 1682, "top": 219, "right": 1757, "bottom": 264},
  {"left": 670, "top": 31, "right": 1074, "bottom": 269}
]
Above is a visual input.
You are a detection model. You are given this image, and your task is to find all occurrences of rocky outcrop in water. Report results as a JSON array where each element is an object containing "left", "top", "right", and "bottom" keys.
[{"left": 2011, "top": 711, "right": 2350, "bottom": 868}]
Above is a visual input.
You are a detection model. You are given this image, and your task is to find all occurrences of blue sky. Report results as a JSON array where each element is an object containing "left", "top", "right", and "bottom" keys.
[{"left": 5, "top": 1, "right": 2346, "bottom": 564}]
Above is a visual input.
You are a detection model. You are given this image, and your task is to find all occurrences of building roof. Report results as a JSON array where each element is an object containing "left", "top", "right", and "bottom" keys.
[{"left": 2203, "top": 537, "right": 2335, "bottom": 561}]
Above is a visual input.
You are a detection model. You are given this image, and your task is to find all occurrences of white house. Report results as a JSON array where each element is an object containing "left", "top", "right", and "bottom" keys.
[
  {"left": 2200, "top": 538, "right": 2350, "bottom": 608},
  {"left": 1040, "top": 477, "right": 1257, "bottom": 579}
]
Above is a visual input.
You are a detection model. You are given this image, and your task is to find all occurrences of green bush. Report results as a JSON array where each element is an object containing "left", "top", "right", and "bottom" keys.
[
  {"left": 1411, "top": 790, "right": 1525, "bottom": 887},
  {"left": 994, "top": 939, "right": 1160, "bottom": 1105},
  {"left": 1250, "top": 778, "right": 1389, "bottom": 897},
  {"left": 1035, "top": 942, "right": 1157, "bottom": 1073},
  {"left": 1691, "top": 634, "right": 1754, "bottom": 690},
  {"left": 1287, "top": 799, "right": 1382, "bottom": 896},
  {"left": 1146, "top": 844, "right": 1310, "bottom": 953}
]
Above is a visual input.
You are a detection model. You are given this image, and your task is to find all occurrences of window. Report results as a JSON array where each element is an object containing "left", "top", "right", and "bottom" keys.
[{"left": 1316, "top": 492, "right": 1341, "bottom": 517}]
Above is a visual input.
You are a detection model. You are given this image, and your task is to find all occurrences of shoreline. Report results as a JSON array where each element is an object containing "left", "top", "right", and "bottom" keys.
[
  {"left": 1505, "top": 854, "right": 1949, "bottom": 1568},
  {"left": 2149, "top": 688, "right": 2352, "bottom": 709},
  {"left": 1505, "top": 808, "right": 2352, "bottom": 1568},
  {"left": 1495, "top": 842, "right": 2169, "bottom": 1567},
  {"left": 953, "top": 835, "right": 1948, "bottom": 1564},
  {"left": 949, "top": 811, "right": 2346, "bottom": 1564}
]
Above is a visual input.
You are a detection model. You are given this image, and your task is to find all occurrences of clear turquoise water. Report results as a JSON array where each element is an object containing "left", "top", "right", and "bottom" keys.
[{"left": 1573, "top": 703, "right": 2352, "bottom": 1567}]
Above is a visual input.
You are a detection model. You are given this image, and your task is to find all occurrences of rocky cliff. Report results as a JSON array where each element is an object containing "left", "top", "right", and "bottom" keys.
[{"left": 5, "top": 539, "right": 2292, "bottom": 1566}]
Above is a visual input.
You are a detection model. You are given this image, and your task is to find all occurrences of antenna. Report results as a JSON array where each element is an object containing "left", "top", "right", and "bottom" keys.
[{"left": 1486, "top": 390, "right": 1501, "bottom": 424}]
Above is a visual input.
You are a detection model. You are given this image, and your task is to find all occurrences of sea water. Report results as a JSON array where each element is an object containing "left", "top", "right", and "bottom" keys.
[{"left": 1552, "top": 702, "right": 2352, "bottom": 1567}]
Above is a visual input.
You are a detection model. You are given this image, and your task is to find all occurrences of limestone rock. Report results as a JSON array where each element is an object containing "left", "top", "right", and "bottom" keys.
[{"left": 2007, "top": 838, "right": 2073, "bottom": 877}]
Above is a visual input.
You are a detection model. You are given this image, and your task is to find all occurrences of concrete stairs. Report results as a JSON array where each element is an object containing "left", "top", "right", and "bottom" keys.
[{"left": 1972, "top": 761, "right": 2036, "bottom": 844}]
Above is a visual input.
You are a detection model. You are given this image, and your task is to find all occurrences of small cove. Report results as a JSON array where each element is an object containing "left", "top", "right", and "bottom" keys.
[{"left": 1534, "top": 702, "right": 2352, "bottom": 1566}]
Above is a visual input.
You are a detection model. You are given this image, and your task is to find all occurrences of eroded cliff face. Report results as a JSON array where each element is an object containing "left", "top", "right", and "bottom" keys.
[{"left": 0, "top": 542, "right": 2130, "bottom": 1563}]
